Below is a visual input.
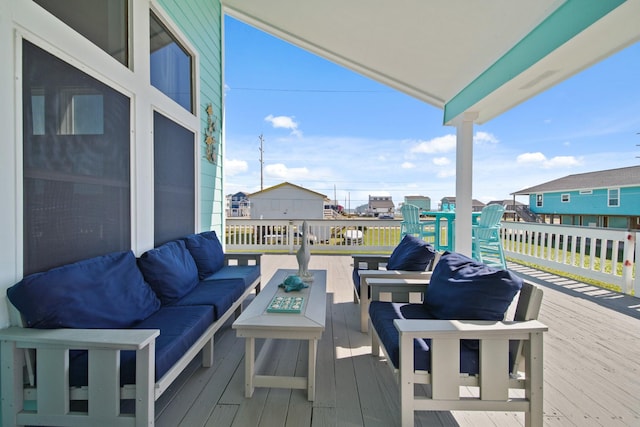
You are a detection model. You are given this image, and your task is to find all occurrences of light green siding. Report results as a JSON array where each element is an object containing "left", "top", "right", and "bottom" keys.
[{"left": 159, "top": 0, "right": 224, "bottom": 234}]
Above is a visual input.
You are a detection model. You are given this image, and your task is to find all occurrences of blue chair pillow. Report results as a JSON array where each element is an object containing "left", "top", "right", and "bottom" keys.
[
  {"left": 423, "top": 252, "right": 522, "bottom": 320},
  {"left": 138, "top": 240, "right": 200, "bottom": 304},
  {"left": 386, "top": 234, "right": 436, "bottom": 271},
  {"left": 7, "top": 251, "right": 160, "bottom": 329},
  {"left": 183, "top": 231, "right": 225, "bottom": 280}
]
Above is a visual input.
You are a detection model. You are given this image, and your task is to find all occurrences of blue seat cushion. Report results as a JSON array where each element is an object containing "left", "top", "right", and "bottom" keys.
[
  {"left": 7, "top": 251, "right": 160, "bottom": 329},
  {"left": 68, "top": 305, "right": 214, "bottom": 387},
  {"left": 171, "top": 279, "right": 245, "bottom": 319},
  {"left": 423, "top": 251, "right": 522, "bottom": 320},
  {"left": 386, "top": 235, "right": 436, "bottom": 271},
  {"left": 202, "top": 265, "right": 260, "bottom": 289},
  {"left": 369, "top": 301, "right": 483, "bottom": 374},
  {"left": 352, "top": 267, "right": 363, "bottom": 296},
  {"left": 138, "top": 240, "right": 200, "bottom": 305},
  {"left": 183, "top": 231, "right": 225, "bottom": 280}
]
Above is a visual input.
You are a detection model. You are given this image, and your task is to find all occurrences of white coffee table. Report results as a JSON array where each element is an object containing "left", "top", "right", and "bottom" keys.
[{"left": 232, "top": 269, "right": 326, "bottom": 401}]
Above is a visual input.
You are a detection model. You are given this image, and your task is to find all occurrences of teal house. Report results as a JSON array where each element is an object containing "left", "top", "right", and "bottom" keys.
[{"left": 512, "top": 165, "right": 640, "bottom": 229}]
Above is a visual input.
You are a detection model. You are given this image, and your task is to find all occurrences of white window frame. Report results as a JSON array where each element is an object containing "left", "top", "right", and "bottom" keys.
[
  {"left": 608, "top": 188, "right": 620, "bottom": 207},
  {"left": 536, "top": 194, "right": 543, "bottom": 207},
  {"left": 561, "top": 193, "right": 570, "bottom": 203},
  {"left": 13, "top": 0, "right": 201, "bottom": 261}
]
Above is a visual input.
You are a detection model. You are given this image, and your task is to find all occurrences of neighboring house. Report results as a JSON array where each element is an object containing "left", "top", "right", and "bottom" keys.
[
  {"left": 486, "top": 199, "right": 527, "bottom": 221},
  {"left": 248, "top": 182, "right": 327, "bottom": 220},
  {"left": 512, "top": 165, "right": 640, "bottom": 229},
  {"left": 440, "top": 197, "right": 485, "bottom": 212},
  {"left": 354, "top": 203, "right": 369, "bottom": 216},
  {"left": 367, "top": 195, "right": 395, "bottom": 217},
  {"left": 227, "top": 192, "right": 250, "bottom": 217},
  {"left": 404, "top": 195, "right": 431, "bottom": 212}
]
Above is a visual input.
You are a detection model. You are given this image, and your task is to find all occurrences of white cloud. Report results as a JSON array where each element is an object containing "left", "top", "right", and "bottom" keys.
[
  {"left": 436, "top": 169, "right": 456, "bottom": 178},
  {"left": 410, "top": 134, "right": 456, "bottom": 154},
  {"left": 544, "top": 155, "right": 583, "bottom": 168},
  {"left": 474, "top": 131, "right": 499, "bottom": 144},
  {"left": 224, "top": 159, "right": 248, "bottom": 176},
  {"left": 516, "top": 152, "right": 547, "bottom": 164},
  {"left": 264, "top": 163, "right": 309, "bottom": 179},
  {"left": 516, "top": 152, "right": 583, "bottom": 169},
  {"left": 264, "top": 114, "right": 302, "bottom": 137},
  {"left": 432, "top": 157, "right": 450, "bottom": 166},
  {"left": 401, "top": 162, "right": 416, "bottom": 169}
]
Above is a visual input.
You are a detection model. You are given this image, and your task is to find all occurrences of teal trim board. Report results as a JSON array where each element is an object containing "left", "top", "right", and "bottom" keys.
[{"left": 443, "top": 0, "right": 625, "bottom": 124}]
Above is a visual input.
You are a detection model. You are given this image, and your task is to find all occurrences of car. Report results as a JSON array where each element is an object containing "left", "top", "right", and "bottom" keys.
[{"left": 378, "top": 213, "right": 394, "bottom": 219}]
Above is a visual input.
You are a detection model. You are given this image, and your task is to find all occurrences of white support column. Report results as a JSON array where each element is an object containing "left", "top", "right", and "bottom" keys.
[{"left": 453, "top": 112, "right": 478, "bottom": 256}]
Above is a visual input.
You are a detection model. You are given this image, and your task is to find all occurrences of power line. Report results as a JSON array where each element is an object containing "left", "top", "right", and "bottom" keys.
[{"left": 229, "top": 87, "right": 392, "bottom": 94}]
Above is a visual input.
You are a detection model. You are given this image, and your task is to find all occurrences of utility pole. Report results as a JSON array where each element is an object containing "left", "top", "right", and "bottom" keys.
[{"left": 258, "top": 134, "right": 265, "bottom": 190}]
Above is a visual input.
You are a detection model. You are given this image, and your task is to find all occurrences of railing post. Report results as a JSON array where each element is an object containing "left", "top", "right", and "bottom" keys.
[{"left": 625, "top": 231, "right": 638, "bottom": 295}]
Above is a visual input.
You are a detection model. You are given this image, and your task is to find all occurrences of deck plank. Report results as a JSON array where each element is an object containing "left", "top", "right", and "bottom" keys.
[{"left": 156, "top": 254, "right": 640, "bottom": 427}]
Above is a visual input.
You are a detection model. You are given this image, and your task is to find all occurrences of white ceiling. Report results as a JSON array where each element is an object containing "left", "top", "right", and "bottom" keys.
[{"left": 222, "top": 0, "right": 640, "bottom": 124}]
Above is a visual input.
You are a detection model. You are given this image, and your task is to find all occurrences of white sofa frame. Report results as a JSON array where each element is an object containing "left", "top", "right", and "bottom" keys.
[
  {"left": 368, "top": 279, "right": 548, "bottom": 427},
  {"left": 352, "top": 253, "right": 440, "bottom": 332}
]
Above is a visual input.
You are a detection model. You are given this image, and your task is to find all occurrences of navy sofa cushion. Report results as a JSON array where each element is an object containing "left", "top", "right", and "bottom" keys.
[
  {"left": 138, "top": 240, "right": 200, "bottom": 305},
  {"left": 352, "top": 236, "right": 435, "bottom": 297},
  {"left": 69, "top": 305, "right": 214, "bottom": 386},
  {"left": 7, "top": 251, "right": 160, "bottom": 329},
  {"left": 423, "top": 252, "right": 522, "bottom": 320},
  {"left": 184, "top": 231, "right": 225, "bottom": 280},
  {"left": 171, "top": 279, "right": 245, "bottom": 319},
  {"left": 368, "top": 301, "right": 491, "bottom": 374},
  {"left": 203, "top": 265, "right": 260, "bottom": 288},
  {"left": 386, "top": 235, "right": 436, "bottom": 271}
]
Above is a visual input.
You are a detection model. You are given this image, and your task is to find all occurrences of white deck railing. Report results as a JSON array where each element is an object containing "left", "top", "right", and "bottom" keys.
[
  {"left": 501, "top": 222, "right": 638, "bottom": 295},
  {"left": 225, "top": 218, "right": 639, "bottom": 296}
]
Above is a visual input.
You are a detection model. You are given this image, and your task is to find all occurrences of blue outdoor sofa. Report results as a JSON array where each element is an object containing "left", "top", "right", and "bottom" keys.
[{"left": 1, "top": 231, "right": 260, "bottom": 427}]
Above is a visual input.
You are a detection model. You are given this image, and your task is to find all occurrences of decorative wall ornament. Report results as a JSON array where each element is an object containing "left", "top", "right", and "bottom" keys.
[{"left": 204, "top": 103, "right": 217, "bottom": 164}]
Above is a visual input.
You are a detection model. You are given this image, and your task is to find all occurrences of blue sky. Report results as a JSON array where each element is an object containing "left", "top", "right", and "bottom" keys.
[{"left": 223, "top": 16, "right": 640, "bottom": 211}]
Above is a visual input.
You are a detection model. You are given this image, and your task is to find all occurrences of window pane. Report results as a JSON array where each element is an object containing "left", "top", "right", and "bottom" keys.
[
  {"left": 34, "top": 0, "right": 128, "bottom": 66},
  {"left": 153, "top": 112, "right": 195, "bottom": 245},
  {"left": 23, "top": 40, "right": 131, "bottom": 275},
  {"left": 150, "top": 12, "right": 193, "bottom": 112}
]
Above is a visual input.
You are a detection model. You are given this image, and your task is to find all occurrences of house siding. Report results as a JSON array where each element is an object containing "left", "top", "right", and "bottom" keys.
[
  {"left": 250, "top": 186, "right": 325, "bottom": 220},
  {"left": 530, "top": 187, "right": 639, "bottom": 216},
  {"left": 159, "top": 0, "right": 224, "bottom": 233}
]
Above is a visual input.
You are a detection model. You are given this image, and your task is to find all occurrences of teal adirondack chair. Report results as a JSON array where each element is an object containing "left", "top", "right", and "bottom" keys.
[
  {"left": 400, "top": 204, "right": 435, "bottom": 242},
  {"left": 472, "top": 204, "right": 507, "bottom": 268}
]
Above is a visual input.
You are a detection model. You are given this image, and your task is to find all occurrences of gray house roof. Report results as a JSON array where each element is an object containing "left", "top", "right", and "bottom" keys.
[{"left": 512, "top": 165, "right": 640, "bottom": 195}]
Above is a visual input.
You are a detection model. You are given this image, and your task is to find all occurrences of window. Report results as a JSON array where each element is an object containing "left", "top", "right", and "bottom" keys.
[
  {"left": 150, "top": 12, "right": 193, "bottom": 112},
  {"left": 536, "top": 194, "right": 543, "bottom": 207},
  {"left": 153, "top": 112, "right": 195, "bottom": 246},
  {"left": 579, "top": 189, "right": 593, "bottom": 195},
  {"left": 22, "top": 40, "right": 131, "bottom": 275},
  {"left": 561, "top": 194, "right": 570, "bottom": 203},
  {"left": 608, "top": 188, "right": 620, "bottom": 207},
  {"left": 34, "top": 0, "right": 129, "bottom": 66}
]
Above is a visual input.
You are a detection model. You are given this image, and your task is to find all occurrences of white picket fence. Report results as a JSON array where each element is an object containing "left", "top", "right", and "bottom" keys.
[{"left": 224, "top": 218, "right": 639, "bottom": 296}]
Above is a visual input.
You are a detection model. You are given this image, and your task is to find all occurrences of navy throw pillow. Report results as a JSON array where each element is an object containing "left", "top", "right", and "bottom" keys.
[
  {"left": 386, "top": 235, "right": 436, "bottom": 271},
  {"left": 423, "top": 252, "right": 522, "bottom": 320},
  {"left": 138, "top": 240, "right": 200, "bottom": 304},
  {"left": 183, "top": 231, "right": 225, "bottom": 280},
  {"left": 7, "top": 251, "right": 160, "bottom": 329}
]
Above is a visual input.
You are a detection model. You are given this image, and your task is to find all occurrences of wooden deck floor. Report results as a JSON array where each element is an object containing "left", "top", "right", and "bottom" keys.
[{"left": 156, "top": 254, "right": 640, "bottom": 427}]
